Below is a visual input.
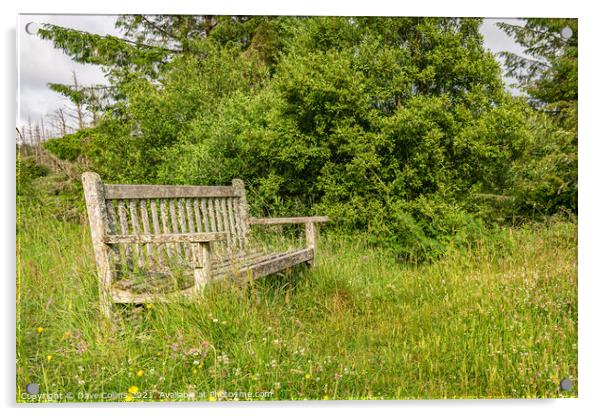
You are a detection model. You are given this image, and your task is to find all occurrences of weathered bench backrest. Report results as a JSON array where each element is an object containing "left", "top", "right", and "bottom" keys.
[{"left": 86, "top": 174, "right": 250, "bottom": 274}]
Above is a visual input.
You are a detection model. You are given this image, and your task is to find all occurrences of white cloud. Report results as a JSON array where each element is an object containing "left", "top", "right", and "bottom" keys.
[
  {"left": 480, "top": 18, "right": 527, "bottom": 95},
  {"left": 17, "top": 14, "right": 120, "bottom": 129}
]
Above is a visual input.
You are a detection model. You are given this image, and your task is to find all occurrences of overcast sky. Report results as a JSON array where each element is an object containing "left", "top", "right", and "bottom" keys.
[{"left": 16, "top": 15, "right": 526, "bottom": 132}]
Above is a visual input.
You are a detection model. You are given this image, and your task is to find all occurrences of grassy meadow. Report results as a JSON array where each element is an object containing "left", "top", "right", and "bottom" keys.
[{"left": 16, "top": 183, "right": 578, "bottom": 402}]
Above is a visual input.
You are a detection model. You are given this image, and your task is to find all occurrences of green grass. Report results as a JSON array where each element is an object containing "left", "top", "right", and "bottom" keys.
[{"left": 16, "top": 197, "right": 577, "bottom": 402}]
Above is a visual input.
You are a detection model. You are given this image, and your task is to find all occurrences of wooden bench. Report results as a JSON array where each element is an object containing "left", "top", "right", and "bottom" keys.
[{"left": 82, "top": 172, "right": 328, "bottom": 317}]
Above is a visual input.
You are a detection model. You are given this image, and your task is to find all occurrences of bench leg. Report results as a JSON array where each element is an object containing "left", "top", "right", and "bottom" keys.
[
  {"left": 99, "top": 285, "right": 112, "bottom": 320},
  {"left": 193, "top": 242, "right": 212, "bottom": 295},
  {"left": 305, "top": 222, "right": 318, "bottom": 266}
]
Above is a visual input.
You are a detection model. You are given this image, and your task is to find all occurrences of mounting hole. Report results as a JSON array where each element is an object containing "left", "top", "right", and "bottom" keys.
[
  {"left": 559, "top": 378, "right": 573, "bottom": 391},
  {"left": 26, "top": 383, "right": 39, "bottom": 394},
  {"left": 561, "top": 26, "right": 573, "bottom": 39},
  {"left": 25, "top": 22, "right": 39, "bottom": 35}
]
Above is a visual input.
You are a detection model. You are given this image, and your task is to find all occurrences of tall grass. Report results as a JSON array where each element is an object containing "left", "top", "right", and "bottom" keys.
[{"left": 16, "top": 195, "right": 577, "bottom": 401}]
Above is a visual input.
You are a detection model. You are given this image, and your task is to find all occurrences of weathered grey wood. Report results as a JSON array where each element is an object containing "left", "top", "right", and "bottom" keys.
[
  {"left": 105, "top": 200, "right": 124, "bottom": 270},
  {"left": 200, "top": 198, "right": 209, "bottom": 232},
  {"left": 105, "top": 184, "right": 237, "bottom": 199},
  {"left": 219, "top": 198, "right": 232, "bottom": 246},
  {"left": 81, "top": 172, "right": 113, "bottom": 318},
  {"left": 185, "top": 199, "right": 195, "bottom": 234},
  {"left": 106, "top": 200, "right": 117, "bottom": 233},
  {"left": 149, "top": 199, "right": 164, "bottom": 267},
  {"left": 226, "top": 198, "right": 240, "bottom": 250},
  {"left": 111, "top": 285, "right": 198, "bottom": 303},
  {"left": 192, "top": 242, "right": 211, "bottom": 294},
  {"left": 305, "top": 222, "right": 317, "bottom": 266},
  {"left": 105, "top": 232, "right": 226, "bottom": 244},
  {"left": 232, "top": 179, "right": 249, "bottom": 242},
  {"left": 248, "top": 216, "right": 329, "bottom": 225},
  {"left": 83, "top": 173, "right": 328, "bottom": 310},
  {"left": 177, "top": 198, "right": 191, "bottom": 259},
  {"left": 230, "top": 198, "right": 245, "bottom": 249},
  {"left": 113, "top": 271, "right": 176, "bottom": 292},
  {"left": 305, "top": 222, "right": 316, "bottom": 249},
  {"left": 212, "top": 250, "right": 289, "bottom": 275},
  {"left": 128, "top": 200, "right": 144, "bottom": 268},
  {"left": 169, "top": 199, "right": 183, "bottom": 259},
  {"left": 214, "top": 198, "right": 224, "bottom": 234},
  {"left": 230, "top": 248, "right": 314, "bottom": 281},
  {"left": 206, "top": 198, "right": 219, "bottom": 256},
  {"left": 111, "top": 248, "right": 311, "bottom": 302},
  {"left": 206, "top": 199, "right": 217, "bottom": 232},
  {"left": 213, "top": 249, "right": 268, "bottom": 271},
  {"left": 160, "top": 199, "right": 175, "bottom": 260},
  {"left": 117, "top": 200, "right": 132, "bottom": 263},
  {"left": 139, "top": 199, "right": 153, "bottom": 262},
  {"left": 193, "top": 199, "right": 203, "bottom": 233}
]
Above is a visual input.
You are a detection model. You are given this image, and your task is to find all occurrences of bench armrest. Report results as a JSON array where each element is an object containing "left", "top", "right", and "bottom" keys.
[
  {"left": 104, "top": 232, "right": 227, "bottom": 244},
  {"left": 248, "top": 216, "right": 329, "bottom": 225}
]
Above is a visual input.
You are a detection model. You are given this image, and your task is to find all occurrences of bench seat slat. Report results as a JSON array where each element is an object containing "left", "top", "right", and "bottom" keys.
[{"left": 110, "top": 248, "right": 313, "bottom": 303}]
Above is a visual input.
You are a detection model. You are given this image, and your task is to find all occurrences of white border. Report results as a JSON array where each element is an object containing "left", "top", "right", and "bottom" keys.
[{"left": 4, "top": 1, "right": 600, "bottom": 415}]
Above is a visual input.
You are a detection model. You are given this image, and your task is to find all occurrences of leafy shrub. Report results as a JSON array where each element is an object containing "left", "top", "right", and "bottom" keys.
[
  {"left": 16, "top": 156, "right": 50, "bottom": 196},
  {"left": 42, "top": 128, "right": 99, "bottom": 162},
  {"left": 36, "top": 17, "right": 577, "bottom": 262}
]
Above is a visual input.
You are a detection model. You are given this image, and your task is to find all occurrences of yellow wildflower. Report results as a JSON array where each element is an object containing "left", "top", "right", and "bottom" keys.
[
  {"left": 136, "top": 370, "right": 144, "bottom": 377},
  {"left": 305, "top": 373, "right": 311, "bottom": 380},
  {"left": 124, "top": 393, "right": 133, "bottom": 402},
  {"left": 47, "top": 355, "right": 53, "bottom": 362},
  {"left": 127, "top": 385, "right": 139, "bottom": 394},
  {"left": 36, "top": 327, "right": 44, "bottom": 334},
  {"left": 323, "top": 395, "right": 330, "bottom": 400},
  {"left": 208, "top": 396, "right": 217, "bottom": 402},
  {"left": 146, "top": 303, "right": 154, "bottom": 310}
]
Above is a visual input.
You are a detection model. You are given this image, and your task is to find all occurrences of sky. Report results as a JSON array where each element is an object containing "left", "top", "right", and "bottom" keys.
[{"left": 16, "top": 15, "right": 526, "bottom": 134}]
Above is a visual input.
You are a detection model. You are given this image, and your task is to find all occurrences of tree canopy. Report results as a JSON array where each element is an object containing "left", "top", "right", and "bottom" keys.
[{"left": 37, "top": 16, "right": 577, "bottom": 261}]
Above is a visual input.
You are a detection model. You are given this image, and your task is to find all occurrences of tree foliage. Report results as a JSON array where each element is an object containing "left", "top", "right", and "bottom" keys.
[
  {"left": 498, "top": 19, "right": 577, "bottom": 216},
  {"left": 38, "top": 16, "right": 577, "bottom": 261}
]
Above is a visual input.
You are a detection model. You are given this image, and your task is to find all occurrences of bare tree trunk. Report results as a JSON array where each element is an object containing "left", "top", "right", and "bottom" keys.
[
  {"left": 27, "top": 117, "right": 33, "bottom": 146},
  {"left": 40, "top": 117, "right": 46, "bottom": 141},
  {"left": 53, "top": 108, "right": 68, "bottom": 137},
  {"left": 72, "top": 71, "right": 85, "bottom": 130}
]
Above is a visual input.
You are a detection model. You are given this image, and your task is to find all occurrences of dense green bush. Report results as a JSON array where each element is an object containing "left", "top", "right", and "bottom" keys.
[
  {"left": 42, "top": 129, "right": 98, "bottom": 162},
  {"left": 37, "top": 16, "right": 577, "bottom": 261},
  {"left": 508, "top": 113, "right": 577, "bottom": 217},
  {"left": 16, "top": 156, "right": 50, "bottom": 196}
]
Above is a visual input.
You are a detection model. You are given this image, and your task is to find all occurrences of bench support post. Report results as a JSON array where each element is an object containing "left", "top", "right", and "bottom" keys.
[
  {"left": 192, "top": 242, "right": 212, "bottom": 294},
  {"left": 82, "top": 172, "right": 113, "bottom": 319},
  {"left": 305, "top": 222, "right": 318, "bottom": 266}
]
